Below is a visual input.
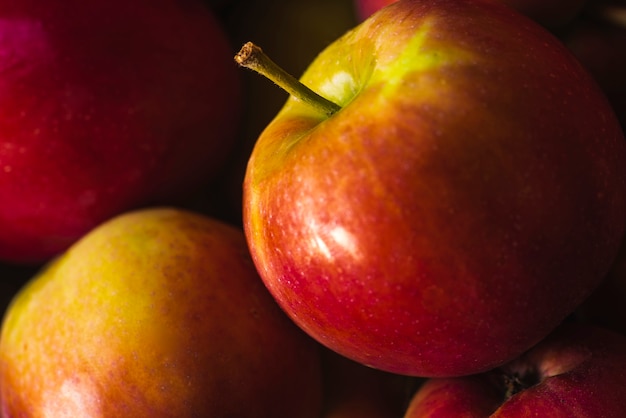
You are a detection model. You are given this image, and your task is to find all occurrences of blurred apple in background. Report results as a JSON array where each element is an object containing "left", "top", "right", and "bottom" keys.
[
  {"left": 240, "top": 0, "right": 626, "bottom": 378},
  {"left": 0, "top": 208, "right": 322, "bottom": 417},
  {"left": 403, "top": 323, "right": 626, "bottom": 416},
  {"left": 0, "top": 0, "right": 242, "bottom": 264}
]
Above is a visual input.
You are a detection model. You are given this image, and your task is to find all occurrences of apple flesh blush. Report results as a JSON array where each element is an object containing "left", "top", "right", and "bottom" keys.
[{"left": 239, "top": 0, "right": 626, "bottom": 377}]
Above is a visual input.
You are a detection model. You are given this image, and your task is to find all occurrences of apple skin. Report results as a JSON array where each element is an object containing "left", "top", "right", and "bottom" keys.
[
  {"left": 0, "top": 0, "right": 241, "bottom": 263},
  {"left": 403, "top": 323, "right": 626, "bottom": 417},
  {"left": 243, "top": 0, "right": 626, "bottom": 377},
  {"left": 0, "top": 208, "right": 322, "bottom": 417}
]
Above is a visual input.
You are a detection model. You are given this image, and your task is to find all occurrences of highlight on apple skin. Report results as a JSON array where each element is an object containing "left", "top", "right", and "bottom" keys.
[{"left": 241, "top": 0, "right": 626, "bottom": 378}]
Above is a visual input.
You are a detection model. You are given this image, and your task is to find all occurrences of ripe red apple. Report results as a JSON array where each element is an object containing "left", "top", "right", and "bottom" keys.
[
  {"left": 0, "top": 0, "right": 241, "bottom": 263},
  {"left": 238, "top": 0, "right": 626, "bottom": 377},
  {"left": 0, "top": 208, "right": 322, "bottom": 417},
  {"left": 403, "top": 323, "right": 626, "bottom": 416}
]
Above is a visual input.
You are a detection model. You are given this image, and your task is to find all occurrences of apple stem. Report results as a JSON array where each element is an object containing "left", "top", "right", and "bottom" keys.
[{"left": 234, "top": 42, "right": 342, "bottom": 117}]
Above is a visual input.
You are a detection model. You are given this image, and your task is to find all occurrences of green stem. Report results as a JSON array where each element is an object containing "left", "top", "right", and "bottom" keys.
[{"left": 234, "top": 42, "right": 341, "bottom": 117}]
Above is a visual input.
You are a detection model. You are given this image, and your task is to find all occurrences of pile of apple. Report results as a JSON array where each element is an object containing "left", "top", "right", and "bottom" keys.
[{"left": 1, "top": 0, "right": 626, "bottom": 416}]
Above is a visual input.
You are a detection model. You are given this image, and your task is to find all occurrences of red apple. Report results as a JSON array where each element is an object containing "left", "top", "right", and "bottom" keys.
[
  {"left": 239, "top": 0, "right": 626, "bottom": 377},
  {"left": 403, "top": 323, "right": 626, "bottom": 416},
  {"left": 0, "top": 0, "right": 241, "bottom": 263},
  {"left": 0, "top": 208, "right": 322, "bottom": 417}
]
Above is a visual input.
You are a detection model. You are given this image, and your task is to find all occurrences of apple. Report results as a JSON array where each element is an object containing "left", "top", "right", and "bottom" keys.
[
  {"left": 403, "top": 323, "right": 626, "bottom": 416},
  {"left": 0, "top": 0, "right": 242, "bottom": 264},
  {"left": 237, "top": 0, "right": 626, "bottom": 377},
  {"left": 0, "top": 208, "right": 322, "bottom": 417}
]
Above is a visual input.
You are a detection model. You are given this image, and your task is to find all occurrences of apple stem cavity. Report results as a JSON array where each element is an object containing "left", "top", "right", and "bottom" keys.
[
  {"left": 234, "top": 42, "right": 342, "bottom": 117},
  {"left": 492, "top": 366, "right": 541, "bottom": 401}
]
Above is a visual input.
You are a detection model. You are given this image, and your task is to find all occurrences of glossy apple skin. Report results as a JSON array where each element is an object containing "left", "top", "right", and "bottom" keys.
[
  {"left": 404, "top": 323, "right": 626, "bottom": 417},
  {"left": 0, "top": 0, "right": 241, "bottom": 263},
  {"left": 243, "top": 0, "right": 626, "bottom": 377},
  {"left": 0, "top": 208, "right": 322, "bottom": 417}
]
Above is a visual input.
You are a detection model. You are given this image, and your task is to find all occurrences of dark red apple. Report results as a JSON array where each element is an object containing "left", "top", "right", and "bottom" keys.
[
  {"left": 239, "top": 0, "right": 626, "bottom": 377},
  {"left": 0, "top": 0, "right": 241, "bottom": 263},
  {"left": 404, "top": 323, "right": 626, "bottom": 416}
]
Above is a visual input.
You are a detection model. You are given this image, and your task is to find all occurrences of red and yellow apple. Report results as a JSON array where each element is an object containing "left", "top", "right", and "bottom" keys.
[
  {"left": 403, "top": 323, "right": 626, "bottom": 416},
  {"left": 240, "top": 0, "right": 626, "bottom": 377},
  {"left": 0, "top": 208, "right": 322, "bottom": 417},
  {"left": 0, "top": 0, "right": 241, "bottom": 263}
]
